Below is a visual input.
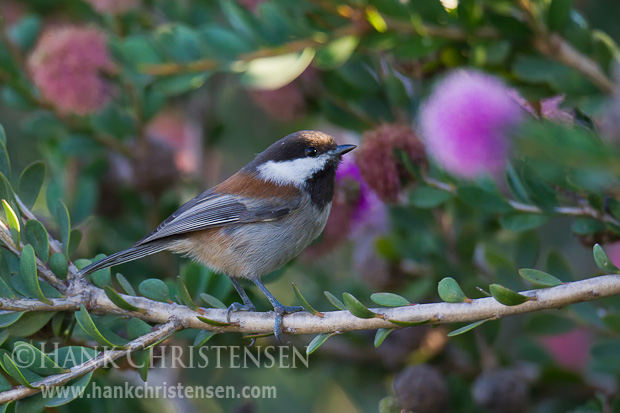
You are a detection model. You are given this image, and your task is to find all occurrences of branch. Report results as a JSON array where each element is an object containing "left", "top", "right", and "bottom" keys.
[
  {"left": 3, "top": 274, "right": 620, "bottom": 335},
  {"left": 0, "top": 318, "right": 182, "bottom": 404}
]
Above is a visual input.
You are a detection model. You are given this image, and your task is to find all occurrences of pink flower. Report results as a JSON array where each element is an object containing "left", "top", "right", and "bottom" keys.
[
  {"left": 27, "top": 26, "right": 115, "bottom": 115},
  {"left": 356, "top": 124, "right": 426, "bottom": 202},
  {"left": 419, "top": 70, "right": 523, "bottom": 179},
  {"left": 538, "top": 329, "right": 591, "bottom": 371},
  {"left": 84, "top": 0, "right": 139, "bottom": 14}
]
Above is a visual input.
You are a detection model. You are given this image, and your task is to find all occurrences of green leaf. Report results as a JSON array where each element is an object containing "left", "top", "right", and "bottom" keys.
[
  {"left": 547, "top": 0, "right": 573, "bottom": 32},
  {"left": 292, "top": 282, "right": 323, "bottom": 317},
  {"left": 177, "top": 276, "right": 198, "bottom": 310},
  {"left": 194, "top": 330, "right": 217, "bottom": 347},
  {"left": 88, "top": 254, "right": 111, "bottom": 288},
  {"left": 20, "top": 244, "right": 52, "bottom": 305},
  {"left": 342, "top": 292, "right": 382, "bottom": 319},
  {"left": 489, "top": 284, "right": 531, "bottom": 306},
  {"left": 457, "top": 187, "right": 512, "bottom": 213},
  {"left": 2, "top": 199, "right": 20, "bottom": 246},
  {"left": 6, "top": 312, "right": 54, "bottom": 337},
  {"left": 126, "top": 318, "right": 152, "bottom": 340},
  {"left": 324, "top": 291, "right": 345, "bottom": 310},
  {"left": 200, "top": 292, "right": 227, "bottom": 309},
  {"left": 546, "top": 249, "right": 573, "bottom": 280},
  {"left": 12, "top": 342, "right": 67, "bottom": 375},
  {"left": 104, "top": 286, "right": 145, "bottom": 313},
  {"left": 519, "top": 268, "right": 562, "bottom": 287},
  {"left": 0, "top": 124, "right": 5, "bottom": 144},
  {"left": 438, "top": 277, "right": 470, "bottom": 303},
  {"left": 239, "top": 48, "right": 315, "bottom": 90},
  {"left": 409, "top": 186, "right": 453, "bottom": 208},
  {"left": 374, "top": 328, "right": 394, "bottom": 348},
  {"left": 593, "top": 243, "right": 619, "bottom": 273},
  {"left": 306, "top": 333, "right": 336, "bottom": 355},
  {"left": 75, "top": 304, "right": 128, "bottom": 348},
  {"left": 447, "top": 319, "right": 491, "bottom": 337},
  {"left": 68, "top": 228, "right": 82, "bottom": 257},
  {"left": 24, "top": 220, "right": 49, "bottom": 262},
  {"left": 571, "top": 217, "right": 605, "bottom": 235},
  {"left": 387, "top": 319, "right": 431, "bottom": 327},
  {"left": 314, "top": 36, "right": 359, "bottom": 70},
  {"left": 197, "top": 316, "right": 234, "bottom": 327},
  {"left": 370, "top": 292, "right": 410, "bottom": 307},
  {"left": 139, "top": 278, "right": 170, "bottom": 302},
  {"left": 500, "top": 213, "right": 549, "bottom": 232},
  {"left": 55, "top": 200, "right": 71, "bottom": 256},
  {"left": 18, "top": 161, "right": 46, "bottom": 210},
  {"left": 0, "top": 138, "right": 10, "bottom": 178},
  {"left": 116, "top": 273, "right": 136, "bottom": 296},
  {"left": 1, "top": 353, "right": 35, "bottom": 388},
  {"left": 44, "top": 371, "right": 94, "bottom": 407},
  {"left": 0, "top": 311, "right": 25, "bottom": 328},
  {"left": 133, "top": 349, "right": 151, "bottom": 382},
  {"left": 49, "top": 253, "right": 68, "bottom": 280},
  {"left": 8, "top": 15, "right": 41, "bottom": 51}
]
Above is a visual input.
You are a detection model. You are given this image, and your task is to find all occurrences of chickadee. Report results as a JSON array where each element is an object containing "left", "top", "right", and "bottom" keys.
[{"left": 80, "top": 130, "right": 356, "bottom": 341}]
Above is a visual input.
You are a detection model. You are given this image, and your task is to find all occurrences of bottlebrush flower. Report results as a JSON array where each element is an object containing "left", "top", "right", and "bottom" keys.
[
  {"left": 419, "top": 70, "right": 523, "bottom": 179},
  {"left": 84, "top": 0, "right": 139, "bottom": 14},
  {"left": 355, "top": 124, "right": 426, "bottom": 202},
  {"left": 27, "top": 26, "right": 115, "bottom": 115}
]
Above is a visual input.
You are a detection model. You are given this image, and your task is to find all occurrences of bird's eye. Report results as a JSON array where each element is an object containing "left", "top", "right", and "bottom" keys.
[{"left": 305, "top": 147, "right": 318, "bottom": 157}]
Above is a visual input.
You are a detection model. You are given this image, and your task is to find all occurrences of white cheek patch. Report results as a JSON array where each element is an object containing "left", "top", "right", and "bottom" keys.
[{"left": 257, "top": 155, "right": 330, "bottom": 187}]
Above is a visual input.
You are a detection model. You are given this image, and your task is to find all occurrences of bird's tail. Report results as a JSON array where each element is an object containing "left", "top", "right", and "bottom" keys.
[{"left": 79, "top": 239, "right": 171, "bottom": 276}]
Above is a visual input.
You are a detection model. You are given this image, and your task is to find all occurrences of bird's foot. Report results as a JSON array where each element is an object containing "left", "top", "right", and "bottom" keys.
[
  {"left": 226, "top": 302, "right": 256, "bottom": 323},
  {"left": 273, "top": 305, "right": 305, "bottom": 343}
]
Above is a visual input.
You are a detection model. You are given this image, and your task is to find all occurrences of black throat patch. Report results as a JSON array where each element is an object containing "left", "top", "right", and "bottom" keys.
[{"left": 304, "top": 159, "right": 339, "bottom": 208}]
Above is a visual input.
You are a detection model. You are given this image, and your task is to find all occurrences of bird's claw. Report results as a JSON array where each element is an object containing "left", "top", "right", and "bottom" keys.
[
  {"left": 226, "top": 302, "right": 256, "bottom": 323},
  {"left": 272, "top": 305, "right": 305, "bottom": 343}
]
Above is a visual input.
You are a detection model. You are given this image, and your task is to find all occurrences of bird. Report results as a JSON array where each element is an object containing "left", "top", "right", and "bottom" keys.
[{"left": 80, "top": 130, "right": 356, "bottom": 341}]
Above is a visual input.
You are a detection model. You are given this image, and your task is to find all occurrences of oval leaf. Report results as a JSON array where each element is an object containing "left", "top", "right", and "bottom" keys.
[
  {"left": 200, "top": 292, "right": 227, "bottom": 309},
  {"left": 18, "top": 161, "right": 46, "bottom": 210},
  {"left": 499, "top": 213, "right": 549, "bottom": 232},
  {"left": 409, "top": 186, "right": 453, "bottom": 208},
  {"left": 194, "top": 330, "right": 217, "bottom": 347},
  {"left": 447, "top": 319, "right": 492, "bottom": 337},
  {"left": 197, "top": 315, "right": 234, "bottom": 327},
  {"left": 176, "top": 276, "right": 197, "bottom": 310},
  {"left": 13, "top": 342, "right": 67, "bottom": 375},
  {"left": 55, "top": 200, "right": 71, "bottom": 256},
  {"left": 292, "top": 282, "right": 323, "bottom": 317},
  {"left": 75, "top": 304, "right": 128, "bottom": 348},
  {"left": 489, "top": 284, "right": 531, "bottom": 306},
  {"left": 438, "top": 277, "right": 470, "bottom": 303},
  {"left": 104, "top": 286, "right": 145, "bottom": 313},
  {"left": 49, "top": 253, "right": 68, "bottom": 280},
  {"left": 374, "top": 328, "right": 394, "bottom": 348},
  {"left": 324, "top": 291, "right": 345, "bottom": 310},
  {"left": 45, "top": 371, "right": 94, "bottom": 407},
  {"left": 24, "top": 220, "right": 49, "bottom": 262},
  {"left": 342, "top": 292, "right": 382, "bottom": 319},
  {"left": 116, "top": 273, "right": 136, "bottom": 296},
  {"left": 139, "top": 278, "right": 170, "bottom": 302},
  {"left": 593, "top": 243, "right": 619, "bottom": 273},
  {"left": 1, "top": 353, "right": 35, "bottom": 388},
  {"left": 519, "top": 268, "right": 562, "bottom": 287},
  {"left": 307, "top": 333, "right": 335, "bottom": 355},
  {"left": 20, "top": 244, "right": 52, "bottom": 305},
  {"left": 240, "top": 48, "right": 315, "bottom": 89},
  {"left": 370, "top": 292, "right": 410, "bottom": 307},
  {"left": 2, "top": 199, "right": 20, "bottom": 246}
]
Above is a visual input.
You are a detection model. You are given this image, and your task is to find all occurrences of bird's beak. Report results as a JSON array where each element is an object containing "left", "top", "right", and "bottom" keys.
[{"left": 330, "top": 144, "right": 356, "bottom": 157}]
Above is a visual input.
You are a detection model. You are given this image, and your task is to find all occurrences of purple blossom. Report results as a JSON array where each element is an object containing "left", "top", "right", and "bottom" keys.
[{"left": 419, "top": 70, "right": 523, "bottom": 179}]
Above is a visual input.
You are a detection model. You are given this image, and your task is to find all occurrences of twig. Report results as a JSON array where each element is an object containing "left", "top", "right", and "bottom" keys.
[
  {"left": 0, "top": 318, "right": 182, "bottom": 404},
  {"left": 2, "top": 274, "right": 620, "bottom": 335}
]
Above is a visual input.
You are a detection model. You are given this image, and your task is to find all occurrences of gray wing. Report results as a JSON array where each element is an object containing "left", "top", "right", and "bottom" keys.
[{"left": 135, "top": 189, "right": 300, "bottom": 245}]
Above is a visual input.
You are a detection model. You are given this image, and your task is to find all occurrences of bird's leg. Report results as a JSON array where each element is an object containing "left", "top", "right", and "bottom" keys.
[
  {"left": 252, "top": 278, "right": 304, "bottom": 342},
  {"left": 227, "top": 278, "right": 256, "bottom": 322}
]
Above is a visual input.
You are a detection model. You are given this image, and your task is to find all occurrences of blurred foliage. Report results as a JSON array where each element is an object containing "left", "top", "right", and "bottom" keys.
[{"left": 1, "top": 0, "right": 620, "bottom": 412}]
